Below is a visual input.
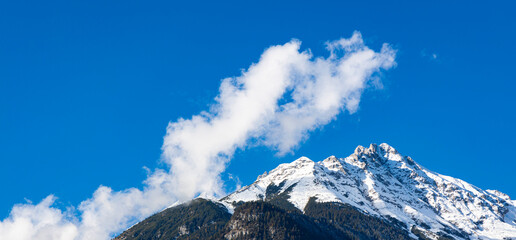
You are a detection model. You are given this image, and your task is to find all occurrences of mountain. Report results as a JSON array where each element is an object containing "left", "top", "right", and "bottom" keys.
[
  {"left": 114, "top": 198, "right": 231, "bottom": 240},
  {"left": 115, "top": 143, "right": 516, "bottom": 240},
  {"left": 115, "top": 197, "right": 411, "bottom": 240}
]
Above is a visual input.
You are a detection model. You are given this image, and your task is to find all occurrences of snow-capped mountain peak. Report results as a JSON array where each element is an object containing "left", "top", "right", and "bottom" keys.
[{"left": 221, "top": 143, "right": 516, "bottom": 239}]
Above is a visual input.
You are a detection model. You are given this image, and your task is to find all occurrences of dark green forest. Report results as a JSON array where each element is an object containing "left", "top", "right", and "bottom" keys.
[{"left": 114, "top": 197, "right": 424, "bottom": 240}]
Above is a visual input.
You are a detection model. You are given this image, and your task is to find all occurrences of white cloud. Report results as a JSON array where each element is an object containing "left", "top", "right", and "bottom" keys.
[
  {"left": 421, "top": 49, "right": 439, "bottom": 61},
  {"left": 76, "top": 170, "right": 176, "bottom": 239},
  {"left": 162, "top": 32, "right": 396, "bottom": 201},
  {"left": 0, "top": 32, "right": 396, "bottom": 240},
  {"left": 0, "top": 196, "right": 78, "bottom": 240},
  {"left": 263, "top": 33, "right": 396, "bottom": 153}
]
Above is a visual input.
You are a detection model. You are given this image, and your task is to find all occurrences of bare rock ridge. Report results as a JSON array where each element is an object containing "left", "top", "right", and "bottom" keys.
[{"left": 116, "top": 143, "right": 516, "bottom": 240}]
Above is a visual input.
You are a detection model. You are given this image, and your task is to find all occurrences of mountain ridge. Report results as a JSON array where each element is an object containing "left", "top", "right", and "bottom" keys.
[
  {"left": 221, "top": 143, "right": 516, "bottom": 239},
  {"left": 116, "top": 143, "right": 516, "bottom": 240}
]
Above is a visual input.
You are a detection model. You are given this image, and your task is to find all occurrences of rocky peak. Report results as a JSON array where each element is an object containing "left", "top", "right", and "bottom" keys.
[
  {"left": 379, "top": 143, "right": 398, "bottom": 153},
  {"left": 354, "top": 145, "right": 365, "bottom": 155},
  {"left": 322, "top": 156, "right": 346, "bottom": 173},
  {"left": 292, "top": 156, "right": 314, "bottom": 164},
  {"left": 353, "top": 143, "right": 380, "bottom": 155},
  {"left": 222, "top": 143, "right": 516, "bottom": 239},
  {"left": 349, "top": 143, "right": 404, "bottom": 168}
]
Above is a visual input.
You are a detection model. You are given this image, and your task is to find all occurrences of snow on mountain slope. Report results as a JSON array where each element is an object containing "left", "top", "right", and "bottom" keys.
[{"left": 221, "top": 143, "right": 516, "bottom": 240}]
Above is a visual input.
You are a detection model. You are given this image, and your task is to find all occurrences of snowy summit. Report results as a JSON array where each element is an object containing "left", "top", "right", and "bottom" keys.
[{"left": 221, "top": 143, "right": 516, "bottom": 240}]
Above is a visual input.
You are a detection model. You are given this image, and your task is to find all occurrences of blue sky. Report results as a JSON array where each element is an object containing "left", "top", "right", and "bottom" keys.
[{"left": 0, "top": 0, "right": 515, "bottom": 224}]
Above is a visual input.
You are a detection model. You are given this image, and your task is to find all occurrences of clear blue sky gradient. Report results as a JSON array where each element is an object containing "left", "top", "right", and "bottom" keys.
[{"left": 1, "top": 0, "right": 515, "bottom": 216}]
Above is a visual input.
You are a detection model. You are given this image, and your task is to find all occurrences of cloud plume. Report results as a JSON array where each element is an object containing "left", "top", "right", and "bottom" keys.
[
  {"left": 162, "top": 31, "right": 396, "bottom": 200},
  {"left": 0, "top": 32, "right": 396, "bottom": 240}
]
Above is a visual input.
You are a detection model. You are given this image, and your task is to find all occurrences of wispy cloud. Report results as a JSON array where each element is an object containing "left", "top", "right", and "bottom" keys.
[
  {"left": 0, "top": 32, "right": 396, "bottom": 240},
  {"left": 421, "top": 49, "right": 439, "bottom": 61}
]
